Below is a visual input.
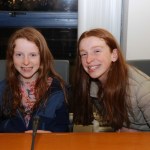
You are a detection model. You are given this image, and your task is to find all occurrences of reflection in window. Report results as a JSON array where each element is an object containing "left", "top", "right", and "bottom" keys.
[{"left": 0, "top": 0, "right": 78, "bottom": 12}]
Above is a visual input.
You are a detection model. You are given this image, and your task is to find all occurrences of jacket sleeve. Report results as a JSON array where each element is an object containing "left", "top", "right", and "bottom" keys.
[
  {"left": 137, "top": 80, "right": 150, "bottom": 127},
  {"left": 37, "top": 91, "right": 70, "bottom": 132},
  {"left": 52, "top": 95, "right": 70, "bottom": 132}
]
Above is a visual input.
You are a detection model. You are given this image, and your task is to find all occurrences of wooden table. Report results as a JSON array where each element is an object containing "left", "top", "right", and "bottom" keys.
[{"left": 0, "top": 132, "right": 150, "bottom": 150}]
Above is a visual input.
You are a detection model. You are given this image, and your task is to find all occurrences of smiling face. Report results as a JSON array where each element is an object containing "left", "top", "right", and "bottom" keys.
[
  {"left": 13, "top": 38, "right": 40, "bottom": 82},
  {"left": 79, "top": 36, "right": 118, "bottom": 83}
]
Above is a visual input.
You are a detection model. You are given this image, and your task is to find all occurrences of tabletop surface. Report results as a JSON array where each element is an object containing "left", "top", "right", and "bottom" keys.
[{"left": 0, "top": 132, "right": 150, "bottom": 150}]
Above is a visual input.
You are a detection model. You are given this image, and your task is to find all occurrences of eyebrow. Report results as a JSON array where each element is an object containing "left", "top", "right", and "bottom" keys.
[{"left": 80, "top": 45, "right": 103, "bottom": 51}]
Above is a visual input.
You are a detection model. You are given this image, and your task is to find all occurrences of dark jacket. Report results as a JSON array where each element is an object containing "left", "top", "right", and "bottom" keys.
[{"left": 0, "top": 78, "right": 69, "bottom": 133}]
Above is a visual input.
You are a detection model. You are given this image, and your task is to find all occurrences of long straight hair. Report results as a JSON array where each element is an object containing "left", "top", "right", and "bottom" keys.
[{"left": 73, "top": 28, "right": 130, "bottom": 129}]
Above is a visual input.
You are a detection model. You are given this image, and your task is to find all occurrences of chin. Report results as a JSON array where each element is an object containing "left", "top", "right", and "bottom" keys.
[{"left": 89, "top": 74, "right": 99, "bottom": 79}]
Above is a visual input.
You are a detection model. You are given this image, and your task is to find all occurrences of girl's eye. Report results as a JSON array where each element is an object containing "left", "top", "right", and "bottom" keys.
[
  {"left": 31, "top": 54, "right": 36, "bottom": 57},
  {"left": 30, "top": 53, "right": 39, "bottom": 57},
  {"left": 94, "top": 49, "right": 101, "bottom": 53},
  {"left": 80, "top": 53, "right": 87, "bottom": 57},
  {"left": 15, "top": 53, "right": 22, "bottom": 57}
]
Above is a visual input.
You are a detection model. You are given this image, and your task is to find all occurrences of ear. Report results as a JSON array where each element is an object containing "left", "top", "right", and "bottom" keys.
[{"left": 111, "top": 49, "right": 118, "bottom": 62}]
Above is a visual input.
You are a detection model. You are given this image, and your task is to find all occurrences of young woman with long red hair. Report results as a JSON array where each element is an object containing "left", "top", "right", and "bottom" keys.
[{"left": 73, "top": 28, "right": 150, "bottom": 132}]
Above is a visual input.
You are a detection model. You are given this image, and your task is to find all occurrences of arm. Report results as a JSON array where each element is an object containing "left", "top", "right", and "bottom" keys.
[
  {"left": 137, "top": 80, "right": 150, "bottom": 128},
  {"left": 33, "top": 91, "right": 69, "bottom": 132},
  {"left": 117, "top": 127, "right": 139, "bottom": 132},
  {"left": 51, "top": 94, "right": 69, "bottom": 132}
]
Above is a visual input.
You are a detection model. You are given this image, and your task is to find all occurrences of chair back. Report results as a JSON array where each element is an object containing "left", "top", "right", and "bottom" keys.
[
  {"left": 0, "top": 59, "right": 6, "bottom": 81},
  {"left": 127, "top": 59, "right": 150, "bottom": 76}
]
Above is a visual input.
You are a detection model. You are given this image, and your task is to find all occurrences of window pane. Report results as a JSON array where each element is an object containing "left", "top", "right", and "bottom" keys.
[{"left": 0, "top": 0, "right": 78, "bottom": 12}]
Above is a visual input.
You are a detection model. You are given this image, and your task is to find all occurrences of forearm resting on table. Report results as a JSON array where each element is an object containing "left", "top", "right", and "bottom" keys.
[
  {"left": 117, "top": 127, "right": 139, "bottom": 132},
  {"left": 25, "top": 130, "right": 51, "bottom": 133}
]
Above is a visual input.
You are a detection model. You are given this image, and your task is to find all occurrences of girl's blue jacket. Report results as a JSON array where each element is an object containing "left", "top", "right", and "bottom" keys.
[{"left": 0, "top": 78, "right": 69, "bottom": 132}]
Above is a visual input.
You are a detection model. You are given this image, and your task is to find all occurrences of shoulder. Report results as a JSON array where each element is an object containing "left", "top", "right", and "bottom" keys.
[
  {"left": 50, "top": 78, "right": 63, "bottom": 94},
  {"left": 128, "top": 65, "right": 150, "bottom": 102},
  {"left": 47, "top": 78, "right": 65, "bottom": 104},
  {"left": 128, "top": 65, "right": 150, "bottom": 85},
  {"left": 45, "top": 78, "right": 66, "bottom": 110}
]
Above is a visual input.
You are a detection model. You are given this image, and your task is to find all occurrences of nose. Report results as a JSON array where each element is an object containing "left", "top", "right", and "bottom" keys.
[
  {"left": 86, "top": 54, "right": 94, "bottom": 63},
  {"left": 23, "top": 56, "right": 30, "bottom": 65}
]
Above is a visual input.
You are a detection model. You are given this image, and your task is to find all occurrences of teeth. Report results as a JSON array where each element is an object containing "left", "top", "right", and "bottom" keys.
[
  {"left": 88, "top": 66, "right": 97, "bottom": 70},
  {"left": 22, "top": 67, "right": 32, "bottom": 71}
]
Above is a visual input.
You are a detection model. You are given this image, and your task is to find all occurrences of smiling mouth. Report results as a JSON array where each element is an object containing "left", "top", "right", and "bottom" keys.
[
  {"left": 88, "top": 65, "right": 99, "bottom": 71},
  {"left": 21, "top": 67, "right": 33, "bottom": 71}
]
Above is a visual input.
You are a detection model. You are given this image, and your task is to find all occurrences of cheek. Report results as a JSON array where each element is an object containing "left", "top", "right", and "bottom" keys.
[
  {"left": 103, "top": 56, "right": 111, "bottom": 64},
  {"left": 81, "top": 63, "right": 88, "bottom": 72},
  {"left": 32, "top": 57, "right": 40, "bottom": 64},
  {"left": 13, "top": 63, "right": 20, "bottom": 72},
  {"left": 81, "top": 59, "right": 87, "bottom": 70},
  {"left": 81, "top": 57, "right": 86, "bottom": 65},
  {"left": 13, "top": 58, "right": 20, "bottom": 65},
  {"left": 37, "top": 59, "right": 41, "bottom": 66}
]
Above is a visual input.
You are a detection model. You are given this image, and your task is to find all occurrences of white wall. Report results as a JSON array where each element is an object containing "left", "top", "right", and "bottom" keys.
[
  {"left": 122, "top": 0, "right": 150, "bottom": 60},
  {"left": 78, "top": 0, "right": 122, "bottom": 42},
  {"left": 78, "top": 0, "right": 150, "bottom": 60}
]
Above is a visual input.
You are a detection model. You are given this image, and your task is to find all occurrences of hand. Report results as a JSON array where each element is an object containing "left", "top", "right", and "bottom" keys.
[
  {"left": 25, "top": 130, "right": 51, "bottom": 133},
  {"left": 117, "top": 127, "right": 139, "bottom": 132}
]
